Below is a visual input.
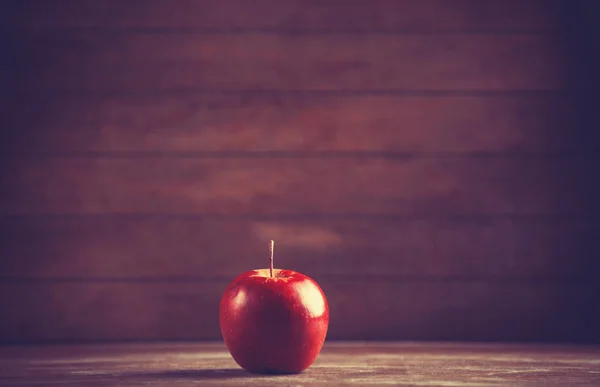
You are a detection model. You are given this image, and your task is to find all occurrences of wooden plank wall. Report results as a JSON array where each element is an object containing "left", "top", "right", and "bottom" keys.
[{"left": 0, "top": 0, "right": 599, "bottom": 343}]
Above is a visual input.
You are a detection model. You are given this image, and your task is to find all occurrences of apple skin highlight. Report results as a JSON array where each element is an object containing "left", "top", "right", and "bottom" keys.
[{"left": 219, "top": 268, "right": 329, "bottom": 374}]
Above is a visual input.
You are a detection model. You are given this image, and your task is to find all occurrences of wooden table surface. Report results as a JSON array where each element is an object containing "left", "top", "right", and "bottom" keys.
[{"left": 0, "top": 342, "right": 599, "bottom": 386}]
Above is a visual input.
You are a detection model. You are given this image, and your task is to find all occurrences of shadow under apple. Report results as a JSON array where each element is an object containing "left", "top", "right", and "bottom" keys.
[{"left": 119, "top": 368, "right": 253, "bottom": 380}]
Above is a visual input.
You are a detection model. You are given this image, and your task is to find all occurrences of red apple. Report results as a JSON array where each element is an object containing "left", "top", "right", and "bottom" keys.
[{"left": 219, "top": 241, "right": 329, "bottom": 374}]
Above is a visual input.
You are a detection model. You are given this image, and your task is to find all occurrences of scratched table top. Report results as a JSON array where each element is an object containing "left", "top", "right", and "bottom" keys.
[{"left": 0, "top": 342, "right": 599, "bottom": 386}]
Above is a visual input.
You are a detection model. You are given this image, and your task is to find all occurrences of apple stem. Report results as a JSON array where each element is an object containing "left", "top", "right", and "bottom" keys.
[{"left": 269, "top": 240, "right": 274, "bottom": 278}]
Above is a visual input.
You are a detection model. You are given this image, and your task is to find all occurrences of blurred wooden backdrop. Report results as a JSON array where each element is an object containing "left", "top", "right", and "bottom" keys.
[{"left": 0, "top": 0, "right": 598, "bottom": 343}]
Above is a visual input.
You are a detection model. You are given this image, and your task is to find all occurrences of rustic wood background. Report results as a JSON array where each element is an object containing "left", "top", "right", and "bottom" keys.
[{"left": 0, "top": 0, "right": 598, "bottom": 343}]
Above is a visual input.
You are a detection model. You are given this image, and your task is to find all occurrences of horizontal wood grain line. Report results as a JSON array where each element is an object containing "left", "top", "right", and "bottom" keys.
[
  {"left": 0, "top": 158, "right": 591, "bottom": 215},
  {"left": 4, "top": 27, "right": 562, "bottom": 35},
  {"left": 1, "top": 0, "right": 561, "bottom": 32},
  {"left": 0, "top": 276, "right": 596, "bottom": 284},
  {"left": 8, "top": 89, "right": 570, "bottom": 96},
  {"left": 1, "top": 212, "right": 597, "bottom": 220},
  {"left": 0, "top": 213, "right": 598, "bottom": 220},
  {"left": 6, "top": 34, "right": 566, "bottom": 90},
  {"left": 1, "top": 217, "right": 597, "bottom": 279},
  {"left": 0, "top": 281, "right": 596, "bottom": 342},
  {"left": 2, "top": 93, "right": 577, "bottom": 154},
  {"left": 3, "top": 152, "right": 593, "bottom": 159}
]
